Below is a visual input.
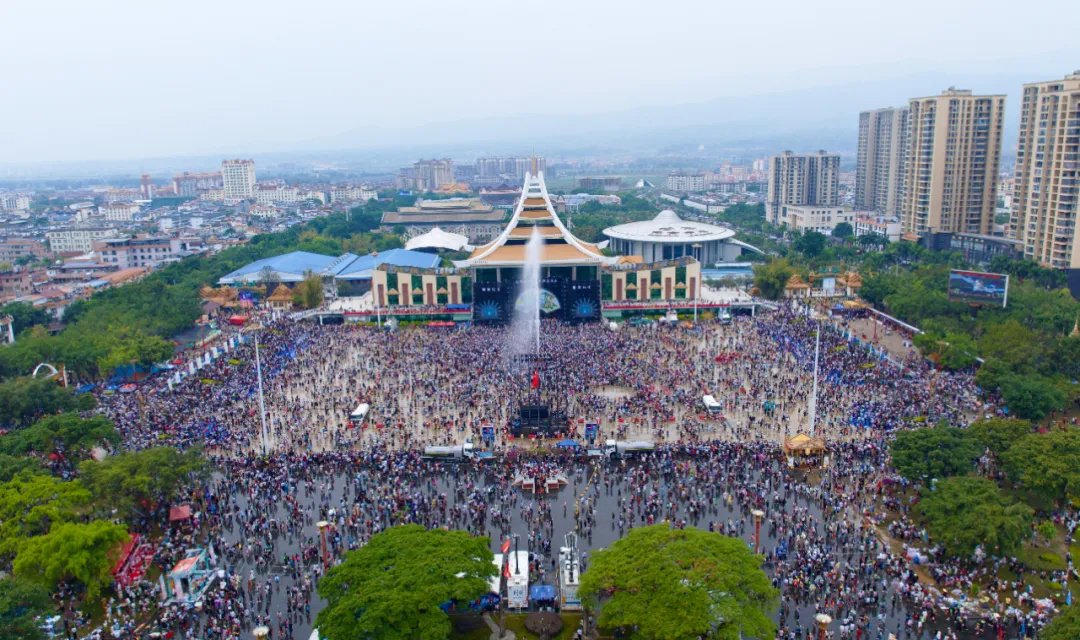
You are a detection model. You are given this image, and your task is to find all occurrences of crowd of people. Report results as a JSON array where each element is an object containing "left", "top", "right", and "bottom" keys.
[{"left": 82, "top": 305, "right": 1073, "bottom": 639}]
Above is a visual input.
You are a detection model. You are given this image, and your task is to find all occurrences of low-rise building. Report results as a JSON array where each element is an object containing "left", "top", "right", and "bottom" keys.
[
  {"left": 777, "top": 204, "right": 855, "bottom": 235},
  {"left": 92, "top": 236, "right": 198, "bottom": 270},
  {"left": 99, "top": 202, "right": 140, "bottom": 221},
  {"left": 2, "top": 194, "right": 31, "bottom": 211},
  {"left": 254, "top": 184, "right": 300, "bottom": 205},
  {"left": 330, "top": 186, "right": 377, "bottom": 204},
  {"left": 46, "top": 227, "right": 120, "bottom": 253},
  {"left": 854, "top": 216, "right": 902, "bottom": 243},
  {"left": 0, "top": 238, "right": 49, "bottom": 262},
  {"left": 553, "top": 194, "right": 621, "bottom": 212},
  {"left": 382, "top": 198, "right": 507, "bottom": 244}
]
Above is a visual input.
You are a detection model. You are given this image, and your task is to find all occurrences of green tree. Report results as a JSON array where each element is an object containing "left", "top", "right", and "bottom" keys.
[
  {"left": 913, "top": 331, "right": 978, "bottom": 370},
  {"left": 995, "top": 373, "right": 1067, "bottom": 421},
  {"left": 79, "top": 447, "right": 206, "bottom": 521},
  {"left": 832, "top": 222, "right": 854, "bottom": 239},
  {"left": 889, "top": 424, "right": 980, "bottom": 482},
  {"left": 792, "top": 231, "right": 826, "bottom": 258},
  {"left": 966, "top": 417, "right": 1032, "bottom": 460},
  {"left": 0, "top": 377, "right": 94, "bottom": 429},
  {"left": 0, "top": 577, "right": 52, "bottom": 640},
  {"left": 1043, "top": 603, "right": 1080, "bottom": 640},
  {"left": 752, "top": 259, "right": 794, "bottom": 301},
  {"left": 0, "top": 302, "right": 50, "bottom": 335},
  {"left": 579, "top": 525, "right": 778, "bottom": 640},
  {"left": 1002, "top": 429, "right": 1080, "bottom": 506},
  {"left": 292, "top": 270, "right": 324, "bottom": 309},
  {"left": 13, "top": 520, "right": 128, "bottom": 599},
  {"left": 917, "top": 476, "right": 1033, "bottom": 558},
  {"left": 0, "top": 413, "right": 119, "bottom": 458},
  {"left": 316, "top": 525, "right": 495, "bottom": 640},
  {"left": 0, "top": 472, "right": 92, "bottom": 558},
  {"left": 0, "top": 453, "right": 43, "bottom": 482}
]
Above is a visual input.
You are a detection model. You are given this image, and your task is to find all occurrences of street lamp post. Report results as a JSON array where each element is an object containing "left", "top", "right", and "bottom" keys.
[
  {"left": 252, "top": 329, "right": 269, "bottom": 455},
  {"left": 808, "top": 314, "right": 821, "bottom": 435},
  {"left": 317, "top": 520, "right": 331, "bottom": 568},
  {"left": 815, "top": 613, "right": 832, "bottom": 640},
  {"left": 691, "top": 243, "right": 702, "bottom": 323},
  {"left": 751, "top": 509, "right": 765, "bottom": 555}
]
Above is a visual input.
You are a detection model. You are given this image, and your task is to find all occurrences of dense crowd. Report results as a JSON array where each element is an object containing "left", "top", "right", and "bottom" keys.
[{"left": 83, "top": 306, "right": 1074, "bottom": 639}]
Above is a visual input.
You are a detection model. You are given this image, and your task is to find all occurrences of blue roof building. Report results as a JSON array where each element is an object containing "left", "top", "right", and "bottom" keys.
[{"left": 217, "top": 249, "right": 440, "bottom": 288}]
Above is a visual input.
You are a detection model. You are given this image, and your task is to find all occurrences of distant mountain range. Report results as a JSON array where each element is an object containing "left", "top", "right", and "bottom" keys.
[{"left": 5, "top": 59, "right": 1076, "bottom": 178}]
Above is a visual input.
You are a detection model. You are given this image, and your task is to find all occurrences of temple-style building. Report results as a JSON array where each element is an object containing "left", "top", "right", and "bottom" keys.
[{"left": 369, "top": 171, "right": 716, "bottom": 322}]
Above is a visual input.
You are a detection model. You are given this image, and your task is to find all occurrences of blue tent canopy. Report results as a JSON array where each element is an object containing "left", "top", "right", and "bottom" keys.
[
  {"left": 555, "top": 439, "right": 581, "bottom": 449},
  {"left": 530, "top": 585, "right": 556, "bottom": 601}
]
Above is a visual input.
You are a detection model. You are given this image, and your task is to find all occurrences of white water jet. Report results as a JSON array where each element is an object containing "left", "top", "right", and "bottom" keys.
[{"left": 509, "top": 225, "right": 543, "bottom": 356}]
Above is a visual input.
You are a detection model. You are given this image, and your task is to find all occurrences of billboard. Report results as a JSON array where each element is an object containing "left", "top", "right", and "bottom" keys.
[{"left": 948, "top": 269, "right": 1009, "bottom": 307}]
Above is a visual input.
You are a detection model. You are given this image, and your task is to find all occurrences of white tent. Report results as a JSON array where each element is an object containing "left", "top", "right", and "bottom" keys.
[{"left": 404, "top": 226, "right": 471, "bottom": 252}]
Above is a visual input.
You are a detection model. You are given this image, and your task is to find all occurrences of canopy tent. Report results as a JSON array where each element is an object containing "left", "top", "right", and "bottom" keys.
[
  {"left": 530, "top": 585, "right": 557, "bottom": 602},
  {"left": 555, "top": 439, "right": 581, "bottom": 449},
  {"left": 783, "top": 433, "right": 828, "bottom": 468},
  {"left": 169, "top": 504, "right": 193, "bottom": 522}
]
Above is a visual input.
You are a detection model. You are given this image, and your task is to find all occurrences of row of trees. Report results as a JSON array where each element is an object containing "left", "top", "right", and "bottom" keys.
[
  {"left": 315, "top": 524, "right": 778, "bottom": 640},
  {"left": 0, "top": 410, "right": 205, "bottom": 638},
  {"left": 745, "top": 226, "right": 1080, "bottom": 420},
  {"left": 889, "top": 419, "right": 1080, "bottom": 559}
]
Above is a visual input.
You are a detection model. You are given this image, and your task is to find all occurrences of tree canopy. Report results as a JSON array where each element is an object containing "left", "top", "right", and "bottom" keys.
[
  {"left": 752, "top": 259, "right": 793, "bottom": 301},
  {"left": 579, "top": 525, "right": 778, "bottom": 640},
  {"left": 889, "top": 425, "right": 980, "bottom": 483},
  {"left": 966, "top": 417, "right": 1032, "bottom": 460},
  {"left": 13, "top": 520, "right": 128, "bottom": 600},
  {"left": 1042, "top": 603, "right": 1080, "bottom": 640},
  {"left": 917, "top": 476, "right": 1033, "bottom": 558},
  {"left": 0, "top": 471, "right": 92, "bottom": 559},
  {"left": 315, "top": 525, "right": 495, "bottom": 640},
  {"left": 0, "top": 413, "right": 118, "bottom": 458},
  {"left": 0, "top": 377, "right": 95, "bottom": 429},
  {"left": 79, "top": 447, "right": 206, "bottom": 521},
  {"left": 1002, "top": 428, "right": 1080, "bottom": 506},
  {"left": 0, "top": 577, "right": 52, "bottom": 640}
]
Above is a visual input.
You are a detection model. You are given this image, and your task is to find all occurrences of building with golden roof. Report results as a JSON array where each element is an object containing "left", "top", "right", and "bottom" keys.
[{"left": 370, "top": 171, "right": 704, "bottom": 322}]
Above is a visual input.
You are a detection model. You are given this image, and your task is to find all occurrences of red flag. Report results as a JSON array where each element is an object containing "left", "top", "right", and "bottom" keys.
[
  {"left": 501, "top": 538, "right": 511, "bottom": 554},
  {"left": 503, "top": 561, "right": 511, "bottom": 578},
  {"left": 531, "top": 370, "right": 540, "bottom": 390}
]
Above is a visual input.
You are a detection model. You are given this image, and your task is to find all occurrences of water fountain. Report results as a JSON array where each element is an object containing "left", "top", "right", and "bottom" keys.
[{"left": 509, "top": 225, "right": 543, "bottom": 356}]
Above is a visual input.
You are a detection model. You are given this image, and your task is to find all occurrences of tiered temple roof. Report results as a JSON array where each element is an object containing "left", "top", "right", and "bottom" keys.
[{"left": 456, "top": 172, "right": 615, "bottom": 268}]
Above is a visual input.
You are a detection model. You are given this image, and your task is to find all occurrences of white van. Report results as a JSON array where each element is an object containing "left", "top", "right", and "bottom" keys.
[
  {"left": 702, "top": 395, "right": 722, "bottom": 414},
  {"left": 347, "top": 403, "right": 370, "bottom": 428}
]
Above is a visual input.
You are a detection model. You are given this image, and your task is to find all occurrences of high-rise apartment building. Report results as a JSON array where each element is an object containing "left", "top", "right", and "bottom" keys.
[
  {"left": 221, "top": 159, "right": 256, "bottom": 201},
  {"left": 766, "top": 150, "right": 840, "bottom": 223},
  {"left": 411, "top": 159, "right": 455, "bottom": 191},
  {"left": 900, "top": 88, "right": 1005, "bottom": 236},
  {"left": 1012, "top": 72, "right": 1080, "bottom": 269},
  {"left": 856, "top": 107, "right": 909, "bottom": 217}
]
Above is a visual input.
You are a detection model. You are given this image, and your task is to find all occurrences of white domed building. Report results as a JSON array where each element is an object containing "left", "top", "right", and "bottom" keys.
[{"left": 602, "top": 210, "right": 761, "bottom": 266}]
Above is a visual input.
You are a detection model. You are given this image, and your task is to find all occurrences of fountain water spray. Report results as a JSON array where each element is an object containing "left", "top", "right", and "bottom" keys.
[{"left": 509, "top": 225, "right": 543, "bottom": 357}]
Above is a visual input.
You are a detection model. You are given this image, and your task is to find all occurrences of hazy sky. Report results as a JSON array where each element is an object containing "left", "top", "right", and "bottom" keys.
[{"left": 2, "top": 0, "right": 1079, "bottom": 164}]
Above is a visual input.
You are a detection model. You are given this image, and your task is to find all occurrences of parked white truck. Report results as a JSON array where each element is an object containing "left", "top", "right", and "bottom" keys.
[
  {"left": 421, "top": 440, "right": 494, "bottom": 462},
  {"left": 604, "top": 439, "right": 655, "bottom": 458}
]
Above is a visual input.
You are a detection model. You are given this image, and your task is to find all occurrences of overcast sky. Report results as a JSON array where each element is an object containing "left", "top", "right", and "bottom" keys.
[{"left": 2, "top": 0, "right": 1079, "bottom": 164}]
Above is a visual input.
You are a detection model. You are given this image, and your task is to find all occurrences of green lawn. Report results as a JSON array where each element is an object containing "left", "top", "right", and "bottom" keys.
[{"left": 450, "top": 613, "right": 583, "bottom": 640}]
